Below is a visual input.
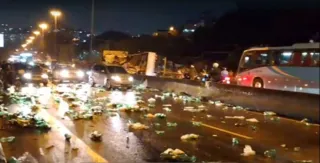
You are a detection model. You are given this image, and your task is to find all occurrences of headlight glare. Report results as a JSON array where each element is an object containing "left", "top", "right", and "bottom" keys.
[
  {"left": 23, "top": 73, "right": 32, "bottom": 79},
  {"left": 111, "top": 76, "right": 121, "bottom": 82},
  {"left": 60, "top": 70, "right": 69, "bottom": 78},
  {"left": 128, "top": 76, "right": 134, "bottom": 82},
  {"left": 77, "top": 70, "right": 85, "bottom": 77},
  {"left": 41, "top": 73, "right": 49, "bottom": 79}
]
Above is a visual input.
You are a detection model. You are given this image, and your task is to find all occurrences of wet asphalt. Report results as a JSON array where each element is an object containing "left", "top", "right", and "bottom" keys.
[{"left": 0, "top": 84, "right": 319, "bottom": 163}]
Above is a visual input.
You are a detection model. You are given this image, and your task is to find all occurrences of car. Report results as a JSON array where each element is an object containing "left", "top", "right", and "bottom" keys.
[
  {"left": 89, "top": 64, "right": 134, "bottom": 90},
  {"left": 0, "top": 62, "right": 49, "bottom": 89},
  {"left": 52, "top": 64, "right": 86, "bottom": 83}
]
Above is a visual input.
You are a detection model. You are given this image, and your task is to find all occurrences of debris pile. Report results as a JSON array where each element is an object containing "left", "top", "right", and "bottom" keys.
[{"left": 160, "top": 148, "right": 196, "bottom": 162}]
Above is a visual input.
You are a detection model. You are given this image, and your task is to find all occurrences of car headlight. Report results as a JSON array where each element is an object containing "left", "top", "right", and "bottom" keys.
[
  {"left": 77, "top": 70, "right": 85, "bottom": 78},
  {"left": 128, "top": 76, "right": 134, "bottom": 82},
  {"left": 111, "top": 76, "right": 121, "bottom": 82},
  {"left": 41, "top": 73, "right": 49, "bottom": 79},
  {"left": 60, "top": 70, "right": 69, "bottom": 77},
  {"left": 23, "top": 73, "right": 32, "bottom": 79}
]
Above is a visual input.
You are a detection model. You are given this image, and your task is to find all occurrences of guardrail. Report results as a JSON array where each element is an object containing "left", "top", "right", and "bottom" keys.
[{"left": 134, "top": 75, "right": 320, "bottom": 124}]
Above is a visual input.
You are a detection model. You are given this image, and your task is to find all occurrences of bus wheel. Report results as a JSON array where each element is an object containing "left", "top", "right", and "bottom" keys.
[{"left": 253, "top": 78, "right": 264, "bottom": 88}]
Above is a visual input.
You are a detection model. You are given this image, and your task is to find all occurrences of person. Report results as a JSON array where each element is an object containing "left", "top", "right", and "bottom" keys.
[
  {"left": 210, "top": 62, "right": 221, "bottom": 82},
  {"left": 221, "top": 67, "right": 229, "bottom": 79},
  {"left": 189, "top": 65, "right": 198, "bottom": 80}
]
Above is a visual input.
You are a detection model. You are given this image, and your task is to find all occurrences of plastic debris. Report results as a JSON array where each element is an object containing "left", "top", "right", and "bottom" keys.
[
  {"left": 180, "top": 134, "right": 199, "bottom": 141},
  {"left": 154, "top": 123, "right": 161, "bottom": 127},
  {"left": 145, "top": 113, "right": 155, "bottom": 118},
  {"left": 212, "top": 135, "right": 218, "bottom": 137},
  {"left": 215, "top": 101, "right": 223, "bottom": 106},
  {"left": 163, "top": 104, "right": 172, "bottom": 107},
  {"left": 184, "top": 106, "right": 205, "bottom": 112},
  {"left": 233, "top": 106, "right": 244, "bottom": 110},
  {"left": 0, "top": 136, "right": 15, "bottom": 143},
  {"left": 292, "top": 160, "right": 313, "bottom": 163},
  {"left": 0, "top": 143, "right": 6, "bottom": 163},
  {"left": 147, "top": 98, "right": 156, "bottom": 104},
  {"left": 155, "top": 131, "right": 165, "bottom": 135},
  {"left": 294, "top": 147, "right": 301, "bottom": 152},
  {"left": 154, "top": 113, "right": 166, "bottom": 119},
  {"left": 167, "top": 122, "right": 178, "bottom": 127},
  {"left": 90, "top": 131, "right": 102, "bottom": 142},
  {"left": 160, "top": 148, "right": 196, "bottom": 162},
  {"left": 264, "top": 111, "right": 277, "bottom": 116},
  {"left": 241, "top": 145, "right": 256, "bottom": 156},
  {"left": 128, "top": 122, "right": 149, "bottom": 130},
  {"left": 264, "top": 149, "right": 277, "bottom": 158},
  {"left": 280, "top": 144, "right": 286, "bottom": 148},
  {"left": 163, "top": 107, "right": 172, "bottom": 112},
  {"left": 246, "top": 118, "right": 259, "bottom": 123},
  {"left": 192, "top": 121, "right": 202, "bottom": 126},
  {"left": 232, "top": 138, "right": 239, "bottom": 146},
  {"left": 225, "top": 116, "right": 245, "bottom": 120},
  {"left": 206, "top": 115, "right": 212, "bottom": 118}
]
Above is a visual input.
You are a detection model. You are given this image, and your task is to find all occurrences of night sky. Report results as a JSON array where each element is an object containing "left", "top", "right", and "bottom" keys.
[{"left": 0, "top": 0, "right": 319, "bottom": 34}]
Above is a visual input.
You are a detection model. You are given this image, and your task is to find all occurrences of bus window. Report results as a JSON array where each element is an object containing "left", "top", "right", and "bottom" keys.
[
  {"left": 310, "top": 52, "right": 320, "bottom": 66},
  {"left": 279, "top": 52, "right": 293, "bottom": 65},
  {"left": 256, "top": 52, "right": 270, "bottom": 65},
  {"left": 289, "top": 52, "right": 302, "bottom": 66}
]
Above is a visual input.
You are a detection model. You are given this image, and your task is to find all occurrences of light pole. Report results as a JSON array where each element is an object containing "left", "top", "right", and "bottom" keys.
[
  {"left": 39, "top": 23, "right": 48, "bottom": 54},
  {"left": 90, "top": 0, "right": 95, "bottom": 55},
  {"left": 50, "top": 10, "right": 61, "bottom": 61}
]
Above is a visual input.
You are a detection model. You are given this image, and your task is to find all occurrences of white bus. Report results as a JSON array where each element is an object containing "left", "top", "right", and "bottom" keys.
[{"left": 236, "top": 43, "right": 320, "bottom": 94}]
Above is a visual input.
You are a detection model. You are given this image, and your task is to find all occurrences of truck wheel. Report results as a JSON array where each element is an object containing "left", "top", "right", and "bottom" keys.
[{"left": 253, "top": 78, "right": 264, "bottom": 88}]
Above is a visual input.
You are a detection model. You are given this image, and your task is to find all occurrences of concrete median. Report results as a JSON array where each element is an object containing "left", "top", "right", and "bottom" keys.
[{"left": 134, "top": 75, "right": 320, "bottom": 124}]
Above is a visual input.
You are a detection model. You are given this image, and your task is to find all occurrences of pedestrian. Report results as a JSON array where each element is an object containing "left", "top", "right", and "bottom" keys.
[
  {"left": 221, "top": 67, "right": 229, "bottom": 79},
  {"left": 210, "top": 62, "right": 221, "bottom": 82}
]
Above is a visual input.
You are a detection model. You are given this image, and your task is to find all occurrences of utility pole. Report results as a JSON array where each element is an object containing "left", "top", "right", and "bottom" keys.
[{"left": 90, "top": 0, "right": 95, "bottom": 55}]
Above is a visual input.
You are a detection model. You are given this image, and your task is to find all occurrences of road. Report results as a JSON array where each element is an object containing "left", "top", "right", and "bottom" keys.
[{"left": 0, "top": 83, "right": 319, "bottom": 163}]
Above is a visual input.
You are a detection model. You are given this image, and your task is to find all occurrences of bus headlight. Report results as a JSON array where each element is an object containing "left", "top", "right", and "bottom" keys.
[
  {"left": 60, "top": 70, "right": 69, "bottom": 78},
  {"left": 41, "top": 73, "right": 49, "bottom": 79},
  {"left": 23, "top": 73, "right": 32, "bottom": 79},
  {"left": 77, "top": 70, "right": 85, "bottom": 78},
  {"left": 128, "top": 76, "right": 134, "bottom": 82},
  {"left": 111, "top": 76, "right": 121, "bottom": 82}
]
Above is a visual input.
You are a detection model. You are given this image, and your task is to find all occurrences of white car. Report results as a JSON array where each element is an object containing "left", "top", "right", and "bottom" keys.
[{"left": 89, "top": 64, "right": 134, "bottom": 90}]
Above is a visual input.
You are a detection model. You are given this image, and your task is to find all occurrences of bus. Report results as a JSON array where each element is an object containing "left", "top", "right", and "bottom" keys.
[{"left": 236, "top": 43, "right": 320, "bottom": 94}]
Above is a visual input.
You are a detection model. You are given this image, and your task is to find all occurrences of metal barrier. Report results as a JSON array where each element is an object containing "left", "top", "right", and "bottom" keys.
[{"left": 134, "top": 75, "right": 320, "bottom": 123}]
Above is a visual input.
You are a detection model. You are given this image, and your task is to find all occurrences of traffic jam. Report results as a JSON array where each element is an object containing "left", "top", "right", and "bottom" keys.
[{"left": 0, "top": 57, "right": 318, "bottom": 163}]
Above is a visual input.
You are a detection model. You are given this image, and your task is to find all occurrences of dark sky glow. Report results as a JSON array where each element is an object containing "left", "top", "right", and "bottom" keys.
[{"left": 0, "top": 0, "right": 319, "bottom": 34}]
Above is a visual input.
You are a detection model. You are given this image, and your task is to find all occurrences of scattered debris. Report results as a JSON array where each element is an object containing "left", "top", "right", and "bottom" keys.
[
  {"left": 90, "top": 131, "right": 102, "bottom": 142},
  {"left": 225, "top": 116, "right": 245, "bottom": 120},
  {"left": 145, "top": 113, "right": 155, "bottom": 118},
  {"left": 147, "top": 98, "right": 156, "bottom": 104},
  {"left": 206, "top": 115, "right": 212, "bottom": 118},
  {"left": 64, "top": 134, "right": 71, "bottom": 142},
  {"left": 264, "top": 149, "right": 277, "bottom": 158},
  {"left": 184, "top": 106, "right": 205, "bottom": 112},
  {"left": 293, "top": 147, "right": 301, "bottom": 152},
  {"left": 167, "top": 122, "right": 178, "bottom": 127},
  {"left": 160, "top": 148, "right": 196, "bottom": 162},
  {"left": 241, "top": 145, "right": 256, "bottom": 156},
  {"left": 181, "top": 134, "right": 199, "bottom": 141},
  {"left": 212, "top": 135, "right": 218, "bottom": 137},
  {"left": 246, "top": 118, "right": 259, "bottom": 123},
  {"left": 0, "top": 143, "right": 6, "bottom": 163},
  {"left": 232, "top": 138, "right": 239, "bottom": 146},
  {"left": 292, "top": 160, "right": 313, "bottom": 163},
  {"left": 0, "top": 136, "right": 15, "bottom": 143},
  {"left": 155, "top": 131, "right": 165, "bottom": 135},
  {"left": 128, "top": 122, "right": 149, "bottom": 130},
  {"left": 163, "top": 104, "right": 172, "bottom": 107},
  {"left": 280, "top": 144, "right": 286, "bottom": 148},
  {"left": 264, "top": 111, "right": 277, "bottom": 116},
  {"left": 154, "top": 113, "right": 166, "bottom": 119},
  {"left": 192, "top": 121, "right": 202, "bottom": 126},
  {"left": 163, "top": 107, "right": 172, "bottom": 112}
]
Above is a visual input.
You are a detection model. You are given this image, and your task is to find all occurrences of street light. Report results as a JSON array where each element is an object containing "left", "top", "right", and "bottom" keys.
[
  {"left": 169, "top": 26, "right": 175, "bottom": 31},
  {"left": 29, "top": 36, "right": 35, "bottom": 40},
  {"left": 39, "top": 23, "right": 48, "bottom": 31},
  {"left": 21, "top": 44, "right": 27, "bottom": 48},
  {"left": 50, "top": 10, "right": 61, "bottom": 31},
  {"left": 26, "top": 39, "right": 32, "bottom": 44},
  {"left": 33, "top": 31, "right": 40, "bottom": 36}
]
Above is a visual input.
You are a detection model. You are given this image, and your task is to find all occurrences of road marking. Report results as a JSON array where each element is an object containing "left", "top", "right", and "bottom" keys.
[
  {"left": 41, "top": 107, "right": 108, "bottom": 163},
  {"left": 200, "top": 122, "right": 253, "bottom": 140}
]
